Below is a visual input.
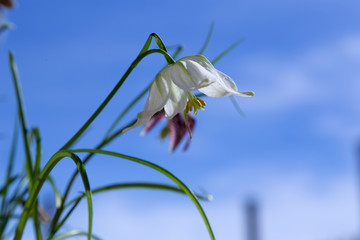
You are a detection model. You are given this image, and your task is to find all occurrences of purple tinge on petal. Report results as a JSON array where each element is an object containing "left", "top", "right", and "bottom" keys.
[
  {"left": 169, "top": 114, "right": 188, "bottom": 152},
  {"left": 183, "top": 114, "right": 195, "bottom": 151},
  {"left": 140, "top": 110, "right": 165, "bottom": 136},
  {"left": 169, "top": 113, "right": 196, "bottom": 152}
]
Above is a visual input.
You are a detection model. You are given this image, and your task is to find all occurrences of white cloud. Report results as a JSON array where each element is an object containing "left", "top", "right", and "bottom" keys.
[
  {"left": 64, "top": 162, "right": 359, "bottom": 240},
  {"left": 41, "top": 34, "right": 360, "bottom": 240},
  {"left": 235, "top": 34, "right": 360, "bottom": 115}
]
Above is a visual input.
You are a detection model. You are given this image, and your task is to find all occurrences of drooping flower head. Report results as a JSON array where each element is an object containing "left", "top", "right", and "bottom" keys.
[{"left": 123, "top": 55, "right": 254, "bottom": 134}]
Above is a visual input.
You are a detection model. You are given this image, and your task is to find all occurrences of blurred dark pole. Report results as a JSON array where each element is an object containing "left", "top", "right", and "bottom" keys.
[{"left": 245, "top": 198, "right": 260, "bottom": 240}]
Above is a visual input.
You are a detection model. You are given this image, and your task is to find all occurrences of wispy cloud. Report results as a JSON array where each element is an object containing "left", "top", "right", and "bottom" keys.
[
  {"left": 65, "top": 161, "right": 358, "bottom": 240},
  {"left": 232, "top": 34, "right": 360, "bottom": 116}
]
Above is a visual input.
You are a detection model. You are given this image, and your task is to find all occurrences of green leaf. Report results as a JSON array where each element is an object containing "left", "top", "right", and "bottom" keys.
[
  {"left": 49, "top": 118, "right": 136, "bottom": 234},
  {"left": 51, "top": 230, "right": 102, "bottom": 240},
  {"left": 1, "top": 120, "right": 18, "bottom": 217},
  {"left": 60, "top": 48, "right": 174, "bottom": 151},
  {"left": 52, "top": 199, "right": 81, "bottom": 236},
  {"left": 46, "top": 176, "right": 62, "bottom": 209},
  {"left": 104, "top": 83, "right": 151, "bottom": 138},
  {"left": 229, "top": 95, "right": 246, "bottom": 117},
  {"left": 67, "top": 182, "right": 212, "bottom": 207},
  {"left": 171, "top": 45, "right": 183, "bottom": 60},
  {"left": 199, "top": 21, "right": 215, "bottom": 55},
  {"left": 14, "top": 150, "right": 93, "bottom": 240},
  {"left": 30, "top": 128, "right": 42, "bottom": 182},
  {"left": 71, "top": 149, "right": 216, "bottom": 240},
  {"left": 211, "top": 38, "right": 245, "bottom": 65},
  {"left": 0, "top": 175, "right": 27, "bottom": 237},
  {"left": 9, "top": 51, "right": 34, "bottom": 185},
  {"left": 54, "top": 182, "right": 211, "bottom": 235}
]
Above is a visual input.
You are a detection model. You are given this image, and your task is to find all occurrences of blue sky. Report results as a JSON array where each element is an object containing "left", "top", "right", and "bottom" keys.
[{"left": 1, "top": 1, "right": 360, "bottom": 239}]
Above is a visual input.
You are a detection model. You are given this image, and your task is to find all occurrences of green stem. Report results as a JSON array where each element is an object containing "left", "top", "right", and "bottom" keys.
[
  {"left": 30, "top": 128, "right": 42, "bottom": 185},
  {"left": 104, "top": 83, "right": 151, "bottom": 138},
  {"left": 14, "top": 151, "right": 93, "bottom": 240},
  {"left": 104, "top": 44, "right": 183, "bottom": 138},
  {"left": 0, "top": 120, "right": 18, "bottom": 222},
  {"left": 52, "top": 182, "right": 211, "bottom": 237},
  {"left": 60, "top": 48, "right": 174, "bottom": 150},
  {"left": 68, "top": 182, "right": 211, "bottom": 207},
  {"left": 211, "top": 38, "right": 245, "bottom": 65},
  {"left": 199, "top": 22, "right": 214, "bottom": 55},
  {"left": 71, "top": 149, "right": 216, "bottom": 240},
  {"left": 9, "top": 52, "right": 34, "bottom": 184},
  {"left": 51, "top": 35, "right": 175, "bottom": 232},
  {"left": 9, "top": 51, "right": 42, "bottom": 239},
  {"left": 49, "top": 120, "right": 136, "bottom": 235},
  {"left": 33, "top": 200, "right": 42, "bottom": 240},
  {"left": 31, "top": 128, "right": 43, "bottom": 240}
]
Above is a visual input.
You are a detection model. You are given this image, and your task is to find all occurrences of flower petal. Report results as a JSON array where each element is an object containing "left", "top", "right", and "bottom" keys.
[
  {"left": 122, "top": 111, "right": 156, "bottom": 134},
  {"left": 122, "top": 73, "right": 170, "bottom": 134},
  {"left": 169, "top": 114, "right": 188, "bottom": 152},
  {"left": 170, "top": 55, "right": 216, "bottom": 91},
  {"left": 164, "top": 81, "right": 188, "bottom": 119},
  {"left": 198, "top": 69, "right": 254, "bottom": 97},
  {"left": 183, "top": 114, "right": 195, "bottom": 151},
  {"left": 142, "top": 73, "right": 171, "bottom": 113},
  {"left": 140, "top": 110, "right": 165, "bottom": 136}
]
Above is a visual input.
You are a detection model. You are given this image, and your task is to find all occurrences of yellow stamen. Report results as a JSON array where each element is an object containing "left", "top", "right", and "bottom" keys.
[
  {"left": 184, "top": 93, "right": 207, "bottom": 115},
  {"left": 197, "top": 97, "right": 206, "bottom": 106}
]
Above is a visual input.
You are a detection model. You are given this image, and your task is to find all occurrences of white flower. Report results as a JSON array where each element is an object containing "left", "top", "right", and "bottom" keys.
[{"left": 123, "top": 55, "right": 254, "bottom": 133}]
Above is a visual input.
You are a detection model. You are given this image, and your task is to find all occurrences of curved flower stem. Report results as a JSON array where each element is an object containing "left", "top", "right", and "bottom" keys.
[
  {"left": 71, "top": 149, "right": 216, "bottom": 240},
  {"left": 139, "top": 33, "right": 169, "bottom": 59},
  {"left": 52, "top": 182, "right": 212, "bottom": 235},
  {"left": 51, "top": 48, "right": 176, "bottom": 232},
  {"left": 60, "top": 48, "right": 175, "bottom": 151},
  {"left": 51, "top": 34, "right": 175, "bottom": 232},
  {"left": 67, "top": 182, "right": 212, "bottom": 207},
  {"left": 52, "top": 36, "right": 246, "bottom": 232},
  {"left": 14, "top": 150, "right": 93, "bottom": 240},
  {"left": 104, "top": 44, "right": 183, "bottom": 139},
  {"left": 48, "top": 119, "right": 135, "bottom": 236}
]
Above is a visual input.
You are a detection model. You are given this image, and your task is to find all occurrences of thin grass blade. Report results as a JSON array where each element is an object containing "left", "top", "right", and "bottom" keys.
[
  {"left": 71, "top": 149, "right": 216, "bottom": 240},
  {"left": 9, "top": 51, "right": 34, "bottom": 184},
  {"left": 229, "top": 95, "right": 246, "bottom": 117},
  {"left": 1, "top": 119, "right": 18, "bottom": 214},
  {"left": 60, "top": 48, "right": 174, "bottom": 150},
  {"left": 67, "top": 182, "right": 212, "bottom": 207},
  {"left": 199, "top": 21, "right": 215, "bottom": 55},
  {"left": 211, "top": 38, "right": 245, "bottom": 65},
  {"left": 51, "top": 230, "right": 102, "bottom": 240},
  {"left": 14, "top": 151, "right": 93, "bottom": 240},
  {"left": 54, "top": 181, "right": 212, "bottom": 231},
  {"left": 46, "top": 176, "right": 62, "bottom": 208}
]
